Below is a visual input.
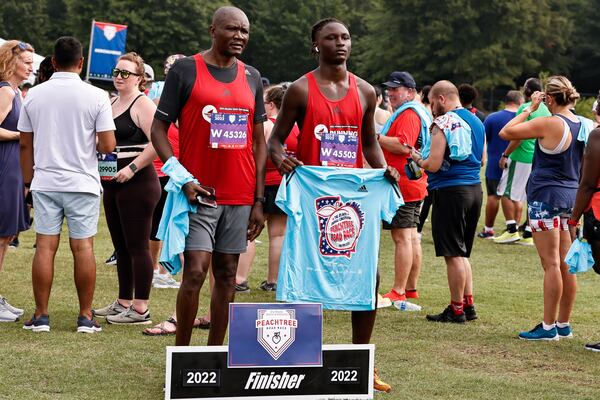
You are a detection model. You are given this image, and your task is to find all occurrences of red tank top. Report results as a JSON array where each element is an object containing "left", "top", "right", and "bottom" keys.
[
  {"left": 588, "top": 178, "right": 600, "bottom": 219},
  {"left": 297, "top": 71, "right": 363, "bottom": 168},
  {"left": 265, "top": 116, "right": 300, "bottom": 186},
  {"left": 177, "top": 54, "right": 256, "bottom": 205},
  {"left": 153, "top": 124, "right": 180, "bottom": 178}
]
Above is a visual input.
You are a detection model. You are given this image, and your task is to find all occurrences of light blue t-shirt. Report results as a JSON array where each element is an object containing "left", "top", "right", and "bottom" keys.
[{"left": 275, "top": 166, "right": 404, "bottom": 311}]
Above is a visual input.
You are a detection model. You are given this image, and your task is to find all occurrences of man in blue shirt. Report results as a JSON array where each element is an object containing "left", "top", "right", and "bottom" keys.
[
  {"left": 478, "top": 91, "right": 523, "bottom": 239},
  {"left": 410, "top": 81, "right": 484, "bottom": 323}
]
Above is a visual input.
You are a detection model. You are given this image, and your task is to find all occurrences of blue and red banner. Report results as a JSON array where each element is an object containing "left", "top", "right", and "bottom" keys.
[{"left": 87, "top": 21, "right": 127, "bottom": 81}]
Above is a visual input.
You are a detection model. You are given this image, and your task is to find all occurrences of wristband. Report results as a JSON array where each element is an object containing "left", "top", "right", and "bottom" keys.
[
  {"left": 567, "top": 218, "right": 580, "bottom": 227},
  {"left": 501, "top": 153, "right": 508, "bottom": 158}
]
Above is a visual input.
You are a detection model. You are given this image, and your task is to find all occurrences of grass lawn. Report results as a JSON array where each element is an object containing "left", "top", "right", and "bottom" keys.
[{"left": 1, "top": 205, "right": 600, "bottom": 400}]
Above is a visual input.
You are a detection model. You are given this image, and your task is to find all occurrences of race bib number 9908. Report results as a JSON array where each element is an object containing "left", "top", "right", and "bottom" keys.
[{"left": 209, "top": 113, "right": 248, "bottom": 149}]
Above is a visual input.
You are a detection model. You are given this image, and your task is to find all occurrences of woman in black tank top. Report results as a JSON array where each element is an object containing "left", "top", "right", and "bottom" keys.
[{"left": 93, "top": 52, "right": 161, "bottom": 325}]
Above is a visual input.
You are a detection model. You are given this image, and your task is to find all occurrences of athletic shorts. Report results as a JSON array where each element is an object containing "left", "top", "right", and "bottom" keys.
[
  {"left": 32, "top": 191, "right": 100, "bottom": 239},
  {"left": 583, "top": 210, "right": 600, "bottom": 242},
  {"left": 431, "top": 184, "right": 482, "bottom": 258},
  {"left": 496, "top": 159, "right": 531, "bottom": 202},
  {"left": 485, "top": 177, "right": 500, "bottom": 197},
  {"left": 263, "top": 185, "right": 285, "bottom": 215},
  {"left": 528, "top": 201, "right": 571, "bottom": 232},
  {"left": 382, "top": 200, "right": 423, "bottom": 230},
  {"left": 186, "top": 205, "right": 252, "bottom": 254}
]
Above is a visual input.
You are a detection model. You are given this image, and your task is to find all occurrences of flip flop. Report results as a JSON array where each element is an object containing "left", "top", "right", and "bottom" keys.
[{"left": 142, "top": 317, "right": 177, "bottom": 336}]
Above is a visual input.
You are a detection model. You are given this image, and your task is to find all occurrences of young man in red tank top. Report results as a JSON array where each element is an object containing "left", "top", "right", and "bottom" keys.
[
  {"left": 268, "top": 18, "right": 399, "bottom": 393},
  {"left": 151, "top": 6, "right": 266, "bottom": 346}
]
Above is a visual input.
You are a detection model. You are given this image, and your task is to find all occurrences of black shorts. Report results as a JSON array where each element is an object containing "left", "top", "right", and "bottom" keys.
[
  {"left": 264, "top": 185, "right": 285, "bottom": 215},
  {"left": 583, "top": 210, "right": 600, "bottom": 242},
  {"left": 150, "top": 175, "right": 169, "bottom": 241},
  {"left": 431, "top": 184, "right": 482, "bottom": 258},
  {"left": 485, "top": 177, "right": 500, "bottom": 197},
  {"left": 382, "top": 200, "right": 423, "bottom": 230}
]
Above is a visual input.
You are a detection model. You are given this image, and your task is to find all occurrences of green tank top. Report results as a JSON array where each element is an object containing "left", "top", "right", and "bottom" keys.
[{"left": 509, "top": 102, "right": 551, "bottom": 163}]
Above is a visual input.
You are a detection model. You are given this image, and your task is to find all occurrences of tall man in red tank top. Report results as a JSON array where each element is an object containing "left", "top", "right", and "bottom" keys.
[
  {"left": 268, "top": 18, "right": 400, "bottom": 394},
  {"left": 151, "top": 6, "right": 267, "bottom": 346}
]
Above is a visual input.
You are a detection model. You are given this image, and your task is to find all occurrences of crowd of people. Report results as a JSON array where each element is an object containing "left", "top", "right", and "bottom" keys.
[{"left": 1, "top": 5, "right": 600, "bottom": 394}]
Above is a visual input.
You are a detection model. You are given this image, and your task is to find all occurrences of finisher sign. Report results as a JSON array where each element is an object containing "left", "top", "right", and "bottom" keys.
[
  {"left": 165, "top": 344, "right": 374, "bottom": 400},
  {"left": 86, "top": 20, "right": 127, "bottom": 81},
  {"left": 228, "top": 303, "right": 322, "bottom": 368}
]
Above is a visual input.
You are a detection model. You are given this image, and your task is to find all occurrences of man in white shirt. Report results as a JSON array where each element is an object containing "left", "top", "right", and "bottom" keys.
[{"left": 18, "top": 36, "right": 116, "bottom": 333}]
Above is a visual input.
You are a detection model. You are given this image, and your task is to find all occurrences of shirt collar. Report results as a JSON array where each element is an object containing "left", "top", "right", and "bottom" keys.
[{"left": 49, "top": 72, "right": 82, "bottom": 80}]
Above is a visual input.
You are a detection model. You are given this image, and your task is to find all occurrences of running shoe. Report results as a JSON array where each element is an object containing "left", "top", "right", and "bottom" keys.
[
  {"left": 23, "top": 314, "right": 50, "bottom": 332},
  {"left": 493, "top": 231, "right": 521, "bottom": 244},
  {"left": 235, "top": 281, "right": 250, "bottom": 293},
  {"left": 373, "top": 368, "right": 391, "bottom": 393},
  {"left": 518, "top": 323, "right": 559, "bottom": 341},
  {"left": 477, "top": 229, "right": 494, "bottom": 239},
  {"left": 382, "top": 289, "right": 405, "bottom": 302},
  {"left": 406, "top": 289, "right": 419, "bottom": 299},
  {"left": 259, "top": 281, "right": 277, "bottom": 291},
  {"left": 394, "top": 300, "right": 422, "bottom": 311},
  {"left": 153, "top": 273, "right": 180, "bottom": 289},
  {"left": 93, "top": 300, "right": 127, "bottom": 317},
  {"left": 8, "top": 238, "right": 19, "bottom": 249},
  {"left": 0, "top": 304, "right": 18, "bottom": 322},
  {"left": 106, "top": 307, "right": 152, "bottom": 325},
  {"left": 426, "top": 306, "right": 466, "bottom": 323},
  {"left": 584, "top": 342, "right": 600, "bottom": 352},
  {"left": 0, "top": 296, "right": 24, "bottom": 316},
  {"left": 464, "top": 305, "right": 478, "bottom": 321},
  {"left": 77, "top": 316, "right": 102, "bottom": 333},
  {"left": 557, "top": 324, "right": 573, "bottom": 339},
  {"left": 105, "top": 251, "right": 117, "bottom": 266},
  {"left": 517, "top": 237, "right": 534, "bottom": 246}
]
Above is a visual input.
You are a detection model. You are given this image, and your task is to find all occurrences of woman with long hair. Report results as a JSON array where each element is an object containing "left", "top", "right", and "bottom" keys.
[
  {"left": 500, "top": 76, "right": 585, "bottom": 341},
  {"left": 0, "top": 40, "right": 34, "bottom": 322}
]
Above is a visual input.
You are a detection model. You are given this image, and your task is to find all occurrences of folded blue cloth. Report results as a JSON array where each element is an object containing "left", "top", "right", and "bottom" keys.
[
  {"left": 576, "top": 115, "right": 595, "bottom": 145},
  {"left": 566, "top": 238, "right": 595, "bottom": 274},
  {"left": 380, "top": 101, "right": 433, "bottom": 153},
  {"left": 157, "top": 157, "right": 197, "bottom": 275},
  {"left": 423, "top": 111, "right": 472, "bottom": 161}
]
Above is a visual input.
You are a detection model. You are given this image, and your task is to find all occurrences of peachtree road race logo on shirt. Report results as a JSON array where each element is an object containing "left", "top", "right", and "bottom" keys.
[
  {"left": 314, "top": 124, "right": 328, "bottom": 141},
  {"left": 202, "top": 105, "right": 218, "bottom": 122},
  {"left": 315, "top": 196, "right": 365, "bottom": 259},
  {"left": 256, "top": 309, "right": 297, "bottom": 360}
]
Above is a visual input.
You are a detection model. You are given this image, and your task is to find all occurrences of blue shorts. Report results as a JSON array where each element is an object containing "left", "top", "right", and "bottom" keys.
[
  {"left": 32, "top": 191, "right": 100, "bottom": 239},
  {"left": 528, "top": 201, "right": 572, "bottom": 232}
]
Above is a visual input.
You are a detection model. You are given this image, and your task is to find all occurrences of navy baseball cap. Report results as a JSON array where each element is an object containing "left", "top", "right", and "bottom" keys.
[{"left": 382, "top": 71, "right": 416, "bottom": 89}]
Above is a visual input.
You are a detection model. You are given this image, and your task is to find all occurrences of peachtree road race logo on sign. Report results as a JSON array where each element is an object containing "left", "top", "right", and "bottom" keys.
[
  {"left": 256, "top": 309, "right": 297, "bottom": 360},
  {"left": 103, "top": 25, "right": 117, "bottom": 41},
  {"left": 316, "top": 196, "right": 365, "bottom": 259}
]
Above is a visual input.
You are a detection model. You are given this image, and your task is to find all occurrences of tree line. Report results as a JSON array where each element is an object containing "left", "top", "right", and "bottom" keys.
[{"left": 1, "top": 0, "right": 598, "bottom": 101}]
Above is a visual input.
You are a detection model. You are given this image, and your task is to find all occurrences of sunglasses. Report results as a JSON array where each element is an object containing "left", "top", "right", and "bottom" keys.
[{"left": 112, "top": 68, "right": 141, "bottom": 79}]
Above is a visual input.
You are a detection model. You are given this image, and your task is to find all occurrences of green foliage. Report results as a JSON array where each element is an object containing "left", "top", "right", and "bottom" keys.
[
  {"left": 354, "top": 0, "right": 573, "bottom": 90},
  {"left": 575, "top": 97, "right": 595, "bottom": 120}
]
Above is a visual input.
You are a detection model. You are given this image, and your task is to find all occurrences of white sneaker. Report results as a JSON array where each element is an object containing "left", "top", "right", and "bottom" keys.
[
  {"left": 153, "top": 273, "right": 180, "bottom": 289},
  {"left": 376, "top": 293, "right": 392, "bottom": 309},
  {"left": 0, "top": 304, "right": 18, "bottom": 322},
  {"left": 0, "top": 296, "right": 23, "bottom": 316},
  {"left": 394, "top": 300, "right": 422, "bottom": 311}
]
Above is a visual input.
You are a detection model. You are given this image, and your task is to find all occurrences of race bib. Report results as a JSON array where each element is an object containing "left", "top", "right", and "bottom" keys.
[
  {"left": 98, "top": 152, "right": 117, "bottom": 181},
  {"left": 319, "top": 128, "right": 359, "bottom": 167},
  {"left": 209, "top": 113, "right": 248, "bottom": 149}
]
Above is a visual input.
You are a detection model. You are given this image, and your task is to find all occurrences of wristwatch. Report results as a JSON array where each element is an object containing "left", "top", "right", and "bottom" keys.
[
  {"left": 501, "top": 153, "right": 508, "bottom": 158},
  {"left": 254, "top": 196, "right": 266, "bottom": 205},
  {"left": 128, "top": 163, "right": 138, "bottom": 174}
]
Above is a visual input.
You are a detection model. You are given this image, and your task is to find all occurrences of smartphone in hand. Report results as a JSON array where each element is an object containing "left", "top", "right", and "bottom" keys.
[{"left": 196, "top": 185, "right": 217, "bottom": 208}]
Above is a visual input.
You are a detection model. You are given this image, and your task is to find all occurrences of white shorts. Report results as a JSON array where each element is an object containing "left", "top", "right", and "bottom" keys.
[
  {"left": 496, "top": 159, "right": 532, "bottom": 202},
  {"left": 32, "top": 191, "right": 100, "bottom": 239}
]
